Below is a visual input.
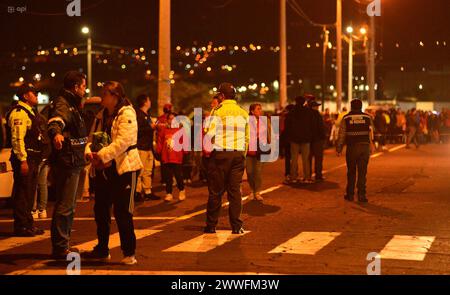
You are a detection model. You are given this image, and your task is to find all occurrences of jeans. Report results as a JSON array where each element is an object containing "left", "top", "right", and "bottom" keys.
[
  {"left": 309, "top": 141, "right": 324, "bottom": 179},
  {"left": 33, "top": 161, "right": 49, "bottom": 211},
  {"left": 162, "top": 163, "right": 184, "bottom": 194},
  {"left": 346, "top": 144, "right": 370, "bottom": 198},
  {"left": 246, "top": 156, "right": 262, "bottom": 193},
  {"left": 51, "top": 166, "right": 82, "bottom": 253},
  {"left": 290, "top": 142, "right": 311, "bottom": 180}
]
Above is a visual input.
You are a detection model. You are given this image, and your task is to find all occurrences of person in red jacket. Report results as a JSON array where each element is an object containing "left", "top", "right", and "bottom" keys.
[{"left": 157, "top": 112, "right": 186, "bottom": 202}]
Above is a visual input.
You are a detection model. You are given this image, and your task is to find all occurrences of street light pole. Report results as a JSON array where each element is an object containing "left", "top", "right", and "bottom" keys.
[
  {"left": 336, "top": 0, "right": 343, "bottom": 112},
  {"left": 368, "top": 15, "right": 376, "bottom": 105},
  {"left": 82, "top": 26, "right": 92, "bottom": 95},
  {"left": 348, "top": 33, "right": 353, "bottom": 102},
  {"left": 158, "top": 0, "right": 171, "bottom": 115},
  {"left": 322, "top": 27, "right": 329, "bottom": 112},
  {"left": 279, "top": 0, "right": 288, "bottom": 109}
]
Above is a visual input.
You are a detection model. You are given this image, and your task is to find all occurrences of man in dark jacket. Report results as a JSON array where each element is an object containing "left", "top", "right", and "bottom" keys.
[
  {"left": 309, "top": 100, "right": 326, "bottom": 181},
  {"left": 284, "top": 96, "right": 315, "bottom": 184},
  {"left": 47, "top": 71, "right": 88, "bottom": 259}
]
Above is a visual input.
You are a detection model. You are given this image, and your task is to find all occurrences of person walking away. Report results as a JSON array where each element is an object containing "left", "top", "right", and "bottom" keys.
[
  {"left": 48, "top": 71, "right": 88, "bottom": 259},
  {"left": 134, "top": 94, "right": 159, "bottom": 201},
  {"left": 6, "top": 83, "right": 45, "bottom": 236},
  {"left": 336, "top": 99, "right": 375, "bottom": 203},
  {"left": 85, "top": 81, "right": 143, "bottom": 265},
  {"left": 279, "top": 104, "right": 294, "bottom": 183},
  {"left": 157, "top": 112, "right": 187, "bottom": 202},
  {"left": 284, "top": 96, "right": 315, "bottom": 184},
  {"left": 406, "top": 108, "right": 420, "bottom": 149},
  {"left": 308, "top": 100, "right": 326, "bottom": 182},
  {"left": 204, "top": 83, "right": 249, "bottom": 234}
]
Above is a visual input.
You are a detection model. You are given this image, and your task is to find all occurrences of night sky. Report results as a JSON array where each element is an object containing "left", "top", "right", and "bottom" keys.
[{"left": 1, "top": 0, "right": 449, "bottom": 51}]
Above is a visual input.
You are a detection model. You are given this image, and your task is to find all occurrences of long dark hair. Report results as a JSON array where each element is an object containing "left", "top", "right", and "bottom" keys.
[{"left": 102, "top": 81, "right": 131, "bottom": 133}]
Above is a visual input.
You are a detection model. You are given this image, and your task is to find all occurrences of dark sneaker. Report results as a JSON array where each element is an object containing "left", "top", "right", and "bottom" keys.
[
  {"left": 358, "top": 197, "right": 368, "bottom": 203},
  {"left": 14, "top": 227, "right": 35, "bottom": 237},
  {"left": 232, "top": 228, "right": 245, "bottom": 235},
  {"left": 145, "top": 193, "right": 160, "bottom": 201},
  {"left": 83, "top": 248, "right": 111, "bottom": 262},
  {"left": 31, "top": 226, "right": 45, "bottom": 235},
  {"left": 51, "top": 247, "right": 80, "bottom": 260},
  {"left": 315, "top": 176, "right": 325, "bottom": 182},
  {"left": 203, "top": 226, "right": 216, "bottom": 234},
  {"left": 344, "top": 195, "right": 354, "bottom": 202}
]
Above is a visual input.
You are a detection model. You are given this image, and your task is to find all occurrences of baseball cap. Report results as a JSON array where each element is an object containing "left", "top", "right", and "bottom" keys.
[{"left": 17, "top": 83, "right": 38, "bottom": 99}]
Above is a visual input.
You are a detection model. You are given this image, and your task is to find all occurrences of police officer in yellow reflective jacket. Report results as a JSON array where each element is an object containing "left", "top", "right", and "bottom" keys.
[
  {"left": 336, "top": 99, "right": 375, "bottom": 203},
  {"left": 7, "top": 84, "right": 45, "bottom": 237},
  {"left": 204, "top": 83, "right": 249, "bottom": 234}
]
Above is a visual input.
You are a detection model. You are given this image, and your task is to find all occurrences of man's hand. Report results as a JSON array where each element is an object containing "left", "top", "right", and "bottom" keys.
[
  {"left": 20, "top": 161, "right": 29, "bottom": 176},
  {"left": 53, "top": 134, "right": 65, "bottom": 150}
]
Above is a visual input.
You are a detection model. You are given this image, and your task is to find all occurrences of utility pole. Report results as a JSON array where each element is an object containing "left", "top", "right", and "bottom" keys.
[
  {"left": 279, "top": 0, "right": 288, "bottom": 109},
  {"left": 87, "top": 36, "right": 92, "bottom": 95},
  {"left": 158, "top": 0, "right": 171, "bottom": 115},
  {"left": 322, "top": 27, "right": 329, "bottom": 112},
  {"left": 348, "top": 34, "right": 353, "bottom": 102},
  {"left": 368, "top": 15, "right": 376, "bottom": 105},
  {"left": 336, "top": 0, "right": 343, "bottom": 112}
]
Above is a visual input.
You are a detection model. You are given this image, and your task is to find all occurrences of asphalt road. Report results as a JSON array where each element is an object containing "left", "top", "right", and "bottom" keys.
[{"left": 1, "top": 143, "right": 450, "bottom": 275}]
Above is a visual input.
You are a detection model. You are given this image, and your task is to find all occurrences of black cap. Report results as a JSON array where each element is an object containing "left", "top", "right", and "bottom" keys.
[
  {"left": 217, "top": 82, "right": 236, "bottom": 99},
  {"left": 17, "top": 83, "right": 37, "bottom": 99}
]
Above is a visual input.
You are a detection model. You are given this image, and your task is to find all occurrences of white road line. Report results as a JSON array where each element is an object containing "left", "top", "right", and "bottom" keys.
[
  {"left": 379, "top": 235, "right": 435, "bottom": 261},
  {"left": 0, "top": 217, "right": 176, "bottom": 223},
  {"left": 75, "top": 229, "right": 161, "bottom": 252},
  {"left": 0, "top": 231, "right": 50, "bottom": 253},
  {"left": 163, "top": 230, "right": 250, "bottom": 253},
  {"left": 388, "top": 144, "right": 406, "bottom": 153},
  {"left": 269, "top": 232, "right": 341, "bottom": 255}
]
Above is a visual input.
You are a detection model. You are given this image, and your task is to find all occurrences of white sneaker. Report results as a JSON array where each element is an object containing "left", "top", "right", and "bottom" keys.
[
  {"left": 255, "top": 193, "right": 264, "bottom": 201},
  {"left": 121, "top": 255, "right": 137, "bottom": 265},
  {"left": 164, "top": 194, "right": 173, "bottom": 202},
  {"left": 38, "top": 210, "right": 47, "bottom": 219},
  {"left": 247, "top": 193, "right": 255, "bottom": 201},
  {"left": 179, "top": 190, "right": 186, "bottom": 201},
  {"left": 32, "top": 211, "right": 39, "bottom": 219}
]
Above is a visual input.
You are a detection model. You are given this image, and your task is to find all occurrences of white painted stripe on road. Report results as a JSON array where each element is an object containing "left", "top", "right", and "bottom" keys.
[
  {"left": 388, "top": 144, "right": 406, "bottom": 153},
  {"left": 0, "top": 231, "right": 50, "bottom": 253},
  {"left": 0, "top": 217, "right": 176, "bottom": 223},
  {"left": 75, "top": 229, "right": 161, "bottom": 252},
  {"left": 269, "top": 232, "right": 341, "bottom": 255},
  {"left": 381, "top": 235, "right": 435, "bottom": 261},
  {"left": 379, "top": 235, "right": 435, "bottom": 261},
  {"left": 163, "top": 230, "right": 250, "bottom": 253}
]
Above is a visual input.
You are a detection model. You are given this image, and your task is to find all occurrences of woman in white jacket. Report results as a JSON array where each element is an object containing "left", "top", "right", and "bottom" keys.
[{"left": 85, "top": 81, "right": 143, "bottom": 265}]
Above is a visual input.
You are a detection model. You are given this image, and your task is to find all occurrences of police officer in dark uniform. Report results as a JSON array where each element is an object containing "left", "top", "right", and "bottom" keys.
[
  {"left": 336, "top": 99, "right": 375, "bottom": 203},
  {"left": 6, "top": 84, "right": 45, "bottom": 236},
  {"left": 204, "top": 83, "right": 249, "bottom": 234}
]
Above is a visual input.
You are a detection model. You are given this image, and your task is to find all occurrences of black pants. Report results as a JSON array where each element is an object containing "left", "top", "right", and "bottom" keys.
[
  {"left": 284, "top": 143, "right": 291, "bottom": 177},
  {"left": 162, "top": 163, "right": 184, "bottom": 194},
  {"left": 309, "top": 140, "right": 324, "bottom": 179},
  {"left": 11, "top": 157, "right": 39, "bottom": 231},
  {"left": 346, "top": 144, "right": 370, "bottom": 198},
  {"left": 94, "top": 166, "right": 137, "bottom": 257},
  {"left": 206, "top": 151, "right": 245, "bottom": 231}
]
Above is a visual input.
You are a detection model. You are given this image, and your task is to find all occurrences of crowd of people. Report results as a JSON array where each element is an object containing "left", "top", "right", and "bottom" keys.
[{"left": 1, "top": 70, "right": 449, "bottom": 265}]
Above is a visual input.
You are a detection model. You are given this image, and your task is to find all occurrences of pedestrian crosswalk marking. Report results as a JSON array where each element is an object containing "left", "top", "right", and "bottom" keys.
[
  {"left": 269, "top": 232, "right": 341, "bottom": 255},
  {"left": 163, "top": 230, "right": 250, "bottom": 253},
  {"left": 0, "top": 231, "right": 50, "bottom": 253},
  {"left": 379, "top": 235, "right": 435, "bottom": 261},
  {"left": 75, "top": 229, "right": 161, "bottom": 252}
]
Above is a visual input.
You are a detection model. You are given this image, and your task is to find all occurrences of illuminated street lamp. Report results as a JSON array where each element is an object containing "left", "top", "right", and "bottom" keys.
[
  {"left": 345, "top": 26, "right": 367, "bottom": 102},
  {"left": 82, "top": 26, "right": 92, "bottom": 96}
]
